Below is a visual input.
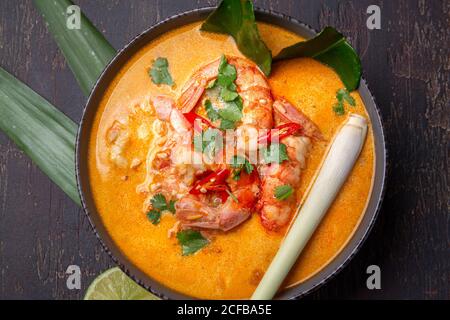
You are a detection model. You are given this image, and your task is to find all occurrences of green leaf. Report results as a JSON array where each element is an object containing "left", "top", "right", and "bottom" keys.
[
  {"left": 337, "top": 88, "right": 356, "bottom": 106},
  {"left": 193, "top": 128, "right": 223, "bottom": 158},
  {"left": 217, "top": 55, "right": 237, "bottom": 87},
  {"left": 231, "top": 155, "right": 254, "bottom": 180},
  {"left": 167, "top": 200, "right": 176, "bottom": 214},
  {"left": 151, "top": 194, "right": 168, "bottom": 211},
  {"left": 333, "top": 102, "right": 346, "bottom": 116},
  {"left": 220, "top": 87, "right": 239, "bottom": 102},
  {"left": 219, "top": 102, "right": 243, "bottom": 122},
  {"left": 262, "top": 143, "right": 289, "bottom": 164},
  {"left": 177, "top": 230, "right": 209, "bottom": 256},
  {"left": 244, "top": 160, "right": 254, "bottom": 174},
  {"left": 147, "top": 210, "right": 161, "bottom": 225},
  {"left": 0, "top": 67, "right": 81, "bottom": 205},
  {"left": 219, "top": 119, "right": 236, "bottom": 130},
  {"left": 149, "top": 57, "right": 174, "bottom": 86},
  {"left": 333, "top": 88, "right": 355, "bottom": 115},
  {"left": 274, "top": 185, "right": 294, "bottom": 201},
  {"left": 274, "top": 26, "right": 361, "bottom": 91},
  {"left": 33, "top": 0, "right": 116, "bottom": 96},
  {"left": 150, "top": 193, "right": 176, "bottom": 214},
  {"left": 205, "top": 100, "right": 220, "bottom": 122},
  {"left": 201, "top": 0, "right": 272, "bottom": 76}
]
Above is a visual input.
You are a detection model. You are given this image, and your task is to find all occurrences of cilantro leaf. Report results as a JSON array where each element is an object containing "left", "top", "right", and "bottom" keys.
[
  {"left": 177, "top": 230, "right": 209, "bottom": 256},
  {"left": 205, "top": 100, "right": 220, "bottom": 122},
  {"left": 262, "top": 143, "right": 289, "bottom": 164},
  {"left": 151, "top": 194, "right": 168, "bottom": 211},
  {"left": 219, "top": 101, "right": 243, "bottom": 122},
  {"left": 231, "top": 155, "right": 246, "bottom": 168},
  {"left": 167, "top": 200, "right": 176, "bottom": 214},
  {"left": 205, "top": 55, "right": 243, "bottom": 130},
  {"left": 274, "top": 185, "right": 294, "bottom": 201},
  {"left": 193, "top": 128, "right": 223, "bottom": 158},
  {"left": 234, "top": 96, "right": 244, "bottom": 111},
  {"left": 244, "top": 161, "right": 254, "bottom": 174},
  {"left": 147, "top": 210, "right": 161, "bottom": 225},
  {"left": 333, "top": 102, "right": 345, "bottom": 115},
  {"left": 333, "top": 88, "right": 355, "bottom": 115},
  {"left": 219, "top": 119, "right": 236, "bottom": 130},
  {"left": 149, "top": 57, "right": 174, "bottom": 86},
  {"left": 231, "top": 155, "right": 254, "bottom": 180},
  {"left": 220, "top": 87, "right": 239, "bottom": 102},
  {"left": 337, "top": 88, "right": 356, "bottom": 106},
  {"left": 217, "top": 55, "right": 237, "bottom": 87}
]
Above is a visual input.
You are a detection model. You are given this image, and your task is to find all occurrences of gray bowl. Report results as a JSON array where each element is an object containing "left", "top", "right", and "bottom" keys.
[{"left": 76, "top": 7, "right": 387, "bottom": 300}]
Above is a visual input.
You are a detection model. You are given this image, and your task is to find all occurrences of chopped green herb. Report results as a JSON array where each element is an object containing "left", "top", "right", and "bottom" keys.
[
  {"left": 218, "top": 102, "right": 243, "bottom": 122},
  {"left": 205, "top": 100, "right": 220, "bottom": 122},
  {"left": 148, "top": 194, "right": 176, "bottom": 225},
  {"left": 333, "top": 103, "right": 345, "bottom": 115},
  {"left": 220, "top": 87, "right": 239, "bottom": 102},
  {"left": 234, "top": 96, "right": 244, "bottom": 111},
  {"left": 149, "top": 57, "right": 174, "bottom": 86},
  {"left": 167, "top": 200, "right": 176, "bottom": 214},
  {"left": 217, "top": 55, "right": 237, "bottom": 86},
  {"left": 231, "top": 155, "right": 254, "bottom": 180},
  {"left": 219, "top": 119, "right": 236, "bottom": 130},
  {"left": 262, "top": 143, "right": 289, "bottom": 164},
  {"left": 333, "top": 88, "right": 356, "bottom": 115},
  {"left": 147, "top": 210, "right": 161, "bottom": 225},
  {"left": 337, "top": 88, "right": 356, "bottom": 106},
  {"left": 274, "top": 185, "right": 294, "bottom": 201},
  {"left": 193, "top": 128, "right": 223, "bottom": 158},
  {"left": 151, "top": 194, "right": 168, "bottom": 211},
  {"left": 204, "top": 55, "right": 243, "bottom": 129},
  {"left": 177, "top": 230, "right": 209, "bottom": 256}
]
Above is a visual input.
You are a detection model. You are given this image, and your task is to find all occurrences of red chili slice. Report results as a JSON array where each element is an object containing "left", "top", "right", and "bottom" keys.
[
  {"left": 258, "top": 123, "right": 302, "bottom": 145},
  {"left": 190, "top": 168, "right": 230, "bottom": 195},
  {"left": 183, "top": 111, "right": 215, "bottom": 130}
]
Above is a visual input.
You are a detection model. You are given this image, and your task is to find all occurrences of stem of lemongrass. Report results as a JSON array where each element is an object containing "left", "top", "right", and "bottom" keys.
[{"left": 251, "top": 114, "right": 368, "bottom": 300}]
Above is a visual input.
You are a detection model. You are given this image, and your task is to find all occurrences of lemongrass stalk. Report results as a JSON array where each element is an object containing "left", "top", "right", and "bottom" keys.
[{"left": 251, "top": 114, "right": 368, "bottom": 300}]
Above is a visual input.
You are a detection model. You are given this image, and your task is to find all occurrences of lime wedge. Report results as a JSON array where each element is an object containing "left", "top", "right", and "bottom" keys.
[{"left": 84, "top": 267, "right": 160, "bottom": 300}]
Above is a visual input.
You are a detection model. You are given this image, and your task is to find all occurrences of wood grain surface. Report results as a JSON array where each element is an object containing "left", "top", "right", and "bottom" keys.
[{"left": 0, "top": 0, "right": 448, "bottom": 300}]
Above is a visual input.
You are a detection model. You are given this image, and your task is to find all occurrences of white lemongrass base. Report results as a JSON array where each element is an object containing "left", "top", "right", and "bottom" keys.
[{"left": 251, "top": 114, "right": 368, "bottom": 300}]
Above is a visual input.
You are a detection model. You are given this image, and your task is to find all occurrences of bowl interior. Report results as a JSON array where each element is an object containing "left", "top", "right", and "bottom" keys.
[{"left": 76, "top": 7, "right": 386, "bottom": 300}]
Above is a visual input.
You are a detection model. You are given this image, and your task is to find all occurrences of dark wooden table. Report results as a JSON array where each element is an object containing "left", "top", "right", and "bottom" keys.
[{"left": 0, "top": 0, "right": 448, "bottom": 300}]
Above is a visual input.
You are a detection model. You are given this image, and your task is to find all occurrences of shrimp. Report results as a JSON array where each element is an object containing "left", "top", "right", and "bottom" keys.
[
  {"left": 258, "top": 97, "right": 321, "bottom": 231},
  {"left": 175, "top": 167, "right": 260, "bottom": 231},
  {"left": 174, "top": 56, "right": 271, "bottom": 231},
  {"left": 137, "top": 96, "right": 203, "bottom": 210}
]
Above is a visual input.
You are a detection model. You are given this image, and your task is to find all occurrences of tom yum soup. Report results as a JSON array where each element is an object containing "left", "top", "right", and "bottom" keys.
[{"left": 87, "top": 17, "right": 375, "bottom": 299}]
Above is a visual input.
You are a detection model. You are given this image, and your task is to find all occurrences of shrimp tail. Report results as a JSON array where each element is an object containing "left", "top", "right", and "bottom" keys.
[
  {"left": 273, "top": 97, "right": 323, "bottom": 140},
  {"left": 178, "top": 58, "right": 221, "bottom": 113}
]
